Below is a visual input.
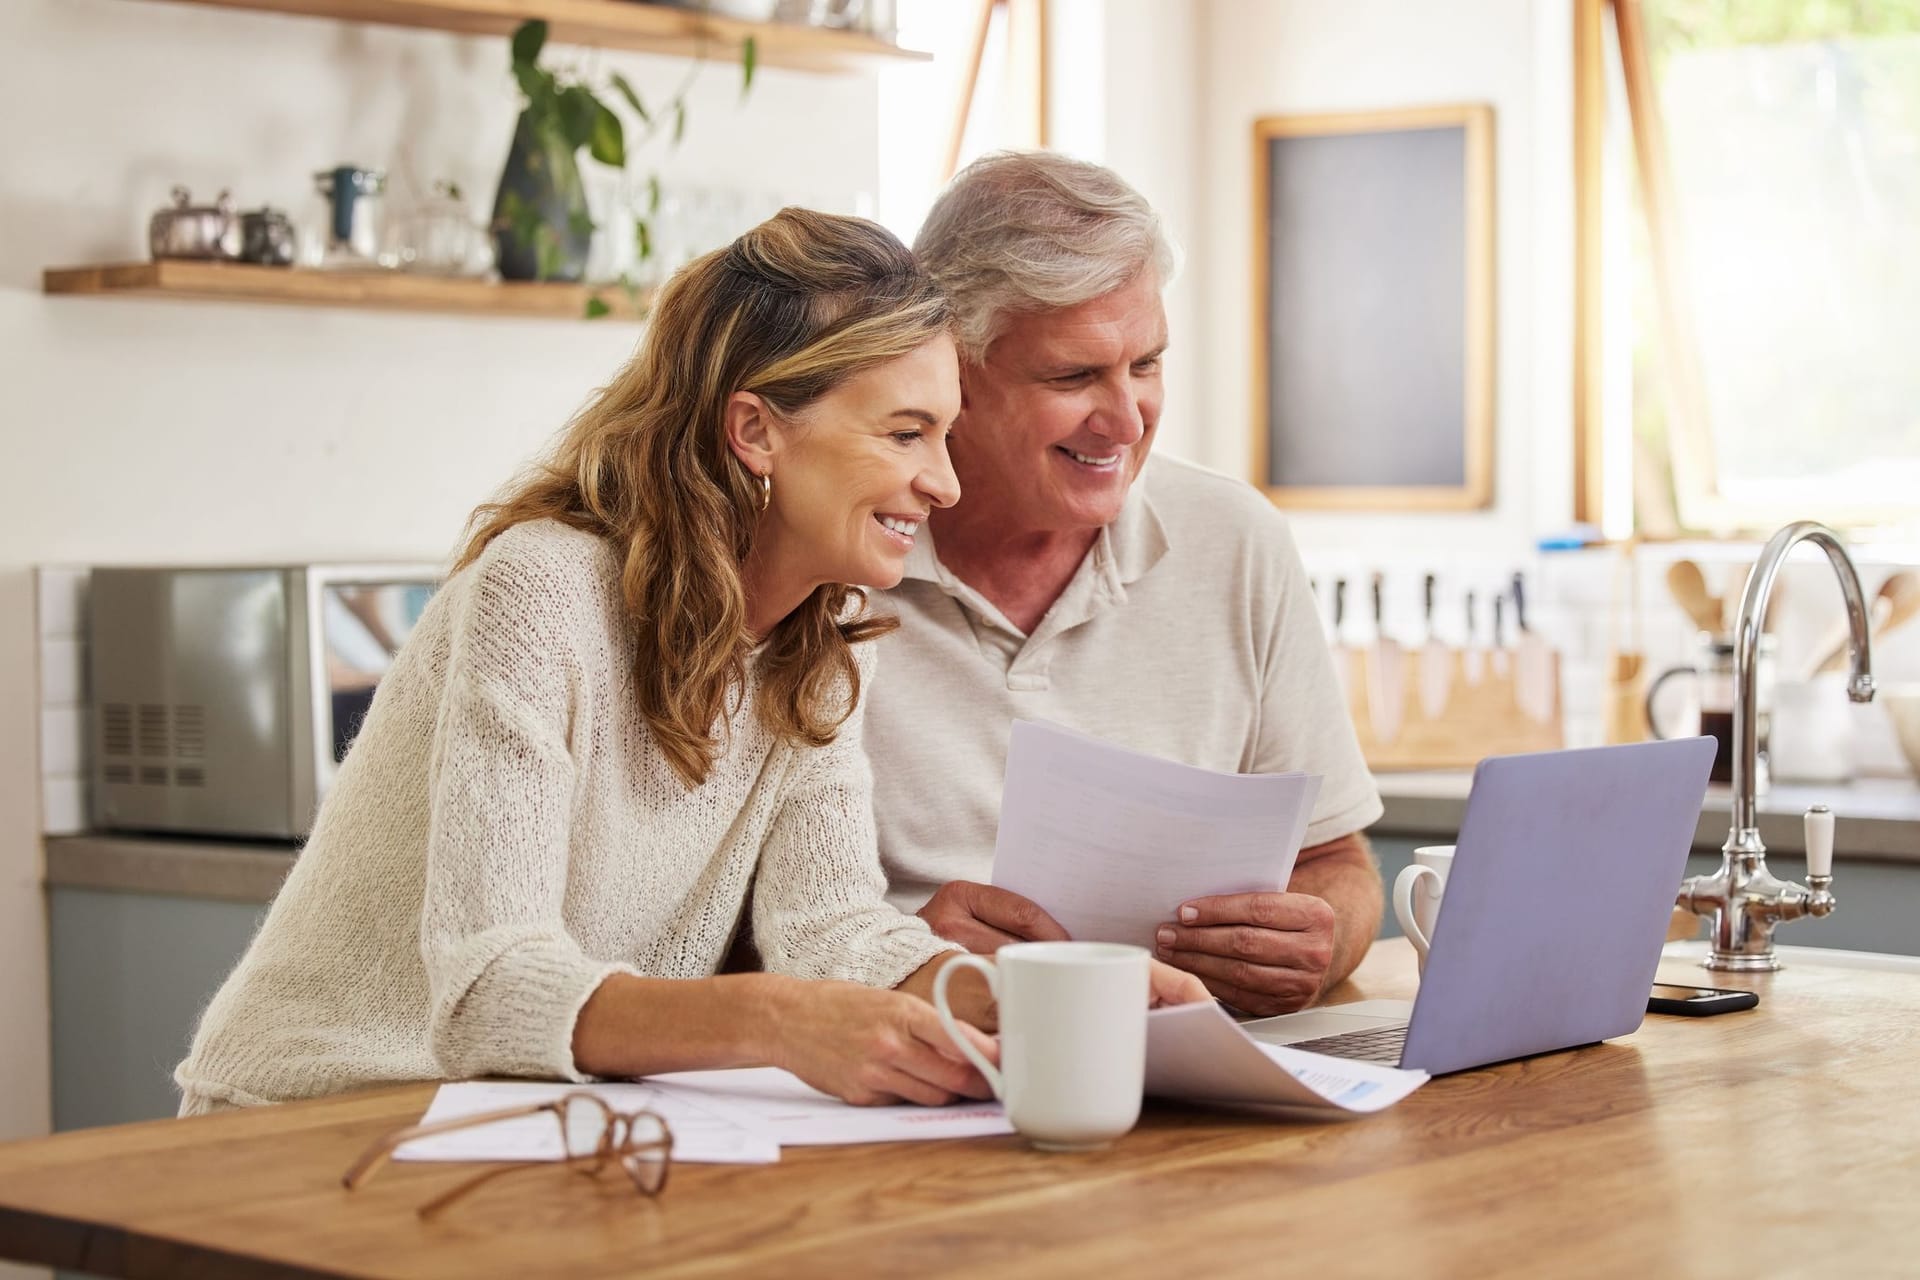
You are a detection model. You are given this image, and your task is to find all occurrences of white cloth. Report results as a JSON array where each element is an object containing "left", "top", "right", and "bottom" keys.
[
  {"left": 175, "top": 519, "right": 953, "bottom": 1116},
  {"left": 865, "top": 454, "right": 1383, "bottom": 911}
]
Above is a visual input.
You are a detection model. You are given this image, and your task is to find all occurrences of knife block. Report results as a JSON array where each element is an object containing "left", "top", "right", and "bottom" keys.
[{"left": 1338, "top": 644, "right": 1563, "bottom": 770}]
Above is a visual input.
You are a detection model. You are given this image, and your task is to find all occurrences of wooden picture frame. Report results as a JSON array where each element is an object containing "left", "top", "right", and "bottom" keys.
[{"left": 1251, "top": 104, "right": 1496, "bottom": 511}]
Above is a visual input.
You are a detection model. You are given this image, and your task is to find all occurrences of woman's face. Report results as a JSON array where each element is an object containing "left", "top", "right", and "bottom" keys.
[{"left": 761, "top": 334, "right": 963, "bottom": 592}]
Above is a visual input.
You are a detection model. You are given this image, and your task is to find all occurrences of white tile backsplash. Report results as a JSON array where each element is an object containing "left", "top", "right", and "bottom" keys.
[
  {"left": 38, "top": 708, "right": 85, "bottom": 777},
  {"left": 35, "top": 566, "right": 94, "bottom": 836},
  {"left": 35, "top": 566, "right": 87, "bottom": 639},
  {"left": 40, "top": 778, "right": 87, "bottom": 837},
  {"left": 37, "top": 637, "right": 84, "bottom": 707}
]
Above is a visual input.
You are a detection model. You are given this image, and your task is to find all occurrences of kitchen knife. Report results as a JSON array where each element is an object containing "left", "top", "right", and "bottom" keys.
[
  {"left": 1418, "top": 572, "right": 1452, "bottom": 720},
  {"left": 1511, "top": 570, "right": 1556, "bottom": 725},
  {"left": 1491, "top": 593, "right": 1510, "bottom": 678},
  {"left": 1331, "top": 576, "right": 1352, "bottom": 704},
  {"left": 1366, "top": 572, "right": 1406, "bottom": 744},
  {"left": 1464, "top": 589, "right": 1484, "bottom": 685}
]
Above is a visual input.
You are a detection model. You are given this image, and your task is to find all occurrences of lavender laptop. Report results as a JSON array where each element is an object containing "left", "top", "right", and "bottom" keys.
[{"left": 1241, "top": 737, "right": 1718, "bottom": 1075}]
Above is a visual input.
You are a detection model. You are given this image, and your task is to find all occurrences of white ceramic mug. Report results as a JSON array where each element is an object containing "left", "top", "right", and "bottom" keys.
[
  {"left": 931, "top": 941, "right": 1148, "bottom": 1151},
  {"left": 1393, "top": 844, "right": 1455, "bottom": 973}
]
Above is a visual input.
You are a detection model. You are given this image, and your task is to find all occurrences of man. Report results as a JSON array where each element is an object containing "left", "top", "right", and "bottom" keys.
[{"left": 863, "top": 152, "right": 1385, "bottom": 1016}]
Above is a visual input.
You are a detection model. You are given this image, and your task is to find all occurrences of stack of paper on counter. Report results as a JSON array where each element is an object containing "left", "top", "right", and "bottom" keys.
[
  {"left": 644, "top": 1067, "right": 1015, "bottom": 1146},
  {"left": 1146, "top": 1002, "right": 1427, "bottom": 1115},
  {"left": 991, "top": 720, "right": 1323, "bottom": 949}
]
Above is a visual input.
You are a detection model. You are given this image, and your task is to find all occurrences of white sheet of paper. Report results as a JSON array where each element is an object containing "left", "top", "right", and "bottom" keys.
[
  {"left": 1144, "top": 1001, "right": 1428, "bottom": 1114},
  {"left": 645, "top": 1067, "right": 1014, "bottom": 1145},
  {"left": 991, "top": 719, "right": 1324, "bottom": 948},
  {"left": 394, "top": 1080, "right": 780, "bottom": 1165}
]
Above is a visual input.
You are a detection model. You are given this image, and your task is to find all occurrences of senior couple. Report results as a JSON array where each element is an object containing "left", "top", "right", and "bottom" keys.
[{"left": 175, "top": 153, "right": 1383, "bottom": 1116}]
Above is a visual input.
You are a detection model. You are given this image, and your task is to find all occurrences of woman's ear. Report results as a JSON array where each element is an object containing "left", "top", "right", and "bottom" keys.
[{"left": 724, "top": 391, "right": 776, "bottom": 477}]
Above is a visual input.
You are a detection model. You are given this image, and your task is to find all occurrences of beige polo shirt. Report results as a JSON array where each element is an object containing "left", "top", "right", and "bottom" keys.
[{"left": 866, "top": 453, "right": 1383, "bottom": 912}]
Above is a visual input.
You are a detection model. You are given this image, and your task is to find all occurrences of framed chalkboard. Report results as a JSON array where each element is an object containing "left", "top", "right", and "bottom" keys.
[{"left": 1251, "top": 104, "right": 1495, "bottom": 510}]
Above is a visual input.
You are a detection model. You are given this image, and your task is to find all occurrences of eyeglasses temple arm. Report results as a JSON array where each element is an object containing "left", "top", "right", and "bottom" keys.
[{"left": 340, "top": 1100, "right": 557, "bottom": 1190}]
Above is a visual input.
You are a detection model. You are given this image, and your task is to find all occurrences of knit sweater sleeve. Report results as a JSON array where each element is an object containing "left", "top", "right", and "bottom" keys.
[
  {"left": 419, "top": 533, "right": 635, "bottom": 1083},
  {"left": 752, "top": 643, "right": 959, "bottom": 987}
]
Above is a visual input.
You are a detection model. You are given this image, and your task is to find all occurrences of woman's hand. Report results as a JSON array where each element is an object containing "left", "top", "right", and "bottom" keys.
[
  {"left": 761, "top": 977, "right": 998, "bottom": 1107},
  {"left": 1150, "top": 958, "right": 1211, "bottom": 1007}
]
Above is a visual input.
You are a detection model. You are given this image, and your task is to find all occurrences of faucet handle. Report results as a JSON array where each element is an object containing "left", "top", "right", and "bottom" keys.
[{"left": 1805, "top": 805, "right": 1834, "bottom": 881}]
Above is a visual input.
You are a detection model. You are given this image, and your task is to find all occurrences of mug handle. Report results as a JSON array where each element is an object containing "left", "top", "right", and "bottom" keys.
[
  {"left": 1642, "top": 665, "right": 1697, "bottom": 740},
  {"left": 931, "top": 955, "right": 1004, "bottom": 1100},
  {"left": 1392, "top": 864, "right": 1443, "bottom": 960}
]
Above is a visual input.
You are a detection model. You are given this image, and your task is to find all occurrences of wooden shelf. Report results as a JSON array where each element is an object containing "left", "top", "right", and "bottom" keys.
[
  {"left": 43, "top": 260, "right": 652, "bottom": 322},
  {"left": 131, "top": 0, "right": 930, "bottom": 72}
]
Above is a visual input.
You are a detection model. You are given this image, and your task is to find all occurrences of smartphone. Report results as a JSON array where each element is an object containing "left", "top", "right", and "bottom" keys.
[{"left": 1647, "top": 982, "right": 1759, "bottom": 1016}]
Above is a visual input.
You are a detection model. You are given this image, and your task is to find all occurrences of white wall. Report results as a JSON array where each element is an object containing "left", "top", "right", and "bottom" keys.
[
  {"left": 1194, "top": 0, "right": 1570, "bottom": 564},
  {"left": 0, "top": 0, "right": 880, "bottom": 1138}
]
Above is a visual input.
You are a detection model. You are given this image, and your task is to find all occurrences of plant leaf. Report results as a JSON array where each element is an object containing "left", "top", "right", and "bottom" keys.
[
  {"left": 588, "top": 100, "right": 625, "bottom": 167},
  {"left": 610, "top": 72, "right": 651, "bottom": 125},
  {"left": 559, "top": 84, "right": 600, "bottom": 150},
  {"left": 741, "top": 36, "right": 757, "bottom": 95},
  {"left": 634, "top": 218, "right": 653, "bottom": 261},
  {"left": 584, "top": 295, "right": 612, "bottom": 319},
  {"left": 511, "top": 19, "right": 547, "bottom": 69},
  {"left": 569, "top": 208, "right": 597, "bottom": 242},
  {"left": 647, "top": 172, "right": 661, "bottom": 215},
  {"left": 672, "top": 99, "right": 687, "bottom": 146}
]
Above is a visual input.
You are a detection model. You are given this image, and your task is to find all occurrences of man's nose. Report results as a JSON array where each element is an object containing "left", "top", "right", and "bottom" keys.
[{"left": 1088, "top": 376, "right": 1147, "bottom": 445}]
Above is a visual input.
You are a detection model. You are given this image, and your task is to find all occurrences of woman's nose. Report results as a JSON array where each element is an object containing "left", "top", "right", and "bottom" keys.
[{"left": 918, "top": 447, "right": 961, "bottom": 509}]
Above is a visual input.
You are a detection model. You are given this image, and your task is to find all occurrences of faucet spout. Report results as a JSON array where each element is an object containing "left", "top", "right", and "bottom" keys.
[{"left": 1727, "top": 522, "right": 1874, "bottom": 839}]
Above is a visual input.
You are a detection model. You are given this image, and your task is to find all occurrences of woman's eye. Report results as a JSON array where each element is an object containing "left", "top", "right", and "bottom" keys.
[{"left": 890, "top": 430, "right": 924, "bottom": 445}]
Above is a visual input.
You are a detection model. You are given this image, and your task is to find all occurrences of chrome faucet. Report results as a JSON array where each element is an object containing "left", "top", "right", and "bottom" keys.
[{"left": 1674, "top": 521, "right": 1875, "bottom": 971}]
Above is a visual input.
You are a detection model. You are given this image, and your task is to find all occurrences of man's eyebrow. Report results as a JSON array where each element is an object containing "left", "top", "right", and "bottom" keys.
[{"left": 1134, "top": 345, "right": 1169, "bottom": 363}]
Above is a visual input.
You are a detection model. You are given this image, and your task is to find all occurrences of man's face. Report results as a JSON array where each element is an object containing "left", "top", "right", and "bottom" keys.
[{"left": 951, "top": 272, "right": 1167, "bottom": 537}]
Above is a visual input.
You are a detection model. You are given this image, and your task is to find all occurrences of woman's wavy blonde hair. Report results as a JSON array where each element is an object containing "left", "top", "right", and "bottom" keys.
[{"left": 456, "top": 207, "right": 951, "bottom": 787}]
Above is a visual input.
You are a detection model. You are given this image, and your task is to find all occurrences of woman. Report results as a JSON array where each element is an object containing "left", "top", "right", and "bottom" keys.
[{"left": 177, "top": 209, "right": 1029, "bottom": 1116}]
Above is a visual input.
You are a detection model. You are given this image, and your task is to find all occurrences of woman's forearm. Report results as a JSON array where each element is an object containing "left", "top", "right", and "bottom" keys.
[{"left": 571, "top": 972, "right": 785, "bottom": 1078}]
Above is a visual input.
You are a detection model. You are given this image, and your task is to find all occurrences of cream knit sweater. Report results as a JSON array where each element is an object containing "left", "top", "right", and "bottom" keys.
[{"left": 175, "top": 519, "right": 955, "bottom": 1116}]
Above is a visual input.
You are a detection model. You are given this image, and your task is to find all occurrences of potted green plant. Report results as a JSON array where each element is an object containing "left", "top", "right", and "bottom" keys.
[{"left": 492, "top": 18, "right": 757, "bottom": 289}]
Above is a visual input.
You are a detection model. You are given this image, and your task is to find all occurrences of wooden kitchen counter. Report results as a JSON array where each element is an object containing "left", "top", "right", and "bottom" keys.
[{"left": 0, "top": 939, "right": 1912, "bottom": 1279}]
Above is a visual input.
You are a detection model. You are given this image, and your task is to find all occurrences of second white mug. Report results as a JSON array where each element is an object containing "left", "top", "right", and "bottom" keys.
[
  {"left": 1393, "top": 844, "right": 1455, "bottom": 973},
  {"left": 931, "top": 941, "right": 1148, "bottom": 1151}
]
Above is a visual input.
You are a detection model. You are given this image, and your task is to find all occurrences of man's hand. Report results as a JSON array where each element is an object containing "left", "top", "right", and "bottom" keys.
[
  {"left": 1151, "top": 891, "right": 1337, "bottom": 1016},
  {"left": 917, "top": 880, "right": 1071, "bottom": 953}
]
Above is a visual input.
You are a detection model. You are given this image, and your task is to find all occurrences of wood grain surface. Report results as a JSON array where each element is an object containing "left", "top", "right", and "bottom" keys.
[{"left": 2, "top": 940, "right": 1913, "bottom": 1280}]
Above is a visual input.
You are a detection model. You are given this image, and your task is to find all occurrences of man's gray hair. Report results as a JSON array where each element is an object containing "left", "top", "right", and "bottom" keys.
[{"left": 913, "top": 151, "right": 1180, "bottom": 363}]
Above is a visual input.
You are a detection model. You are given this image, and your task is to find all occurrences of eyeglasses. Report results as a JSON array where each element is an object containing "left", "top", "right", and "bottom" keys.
[{"left": 342, "top": 1091, "right": 674, "bottom": 1217}]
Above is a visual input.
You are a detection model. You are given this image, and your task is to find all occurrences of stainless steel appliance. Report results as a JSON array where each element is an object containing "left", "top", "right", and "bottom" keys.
[{"left": 88, "top": 565, "right": 441, "bottom": 840}]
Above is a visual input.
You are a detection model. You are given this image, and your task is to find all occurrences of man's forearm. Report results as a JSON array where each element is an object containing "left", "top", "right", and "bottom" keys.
[{"left": 1287, "top": 833, "right": 1384, "bottom": 996}]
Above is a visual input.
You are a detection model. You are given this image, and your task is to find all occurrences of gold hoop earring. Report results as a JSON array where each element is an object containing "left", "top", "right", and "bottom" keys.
[{"left": 757, "top": 471, "right": 771, "bottom": 513}]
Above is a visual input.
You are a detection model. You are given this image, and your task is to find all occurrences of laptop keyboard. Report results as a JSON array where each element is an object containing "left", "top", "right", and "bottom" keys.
[{"left": 1286, "top": 1024, "right": 1408, "bottom": 1064}]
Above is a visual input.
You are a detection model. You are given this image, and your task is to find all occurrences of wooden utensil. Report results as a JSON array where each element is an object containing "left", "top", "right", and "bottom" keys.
[
  {"left": 1666, "top": 559, "right": 1722, "bottom": 633},
  {"left": 1809, "top": 569, "right": 1920, "bottom": 676}
]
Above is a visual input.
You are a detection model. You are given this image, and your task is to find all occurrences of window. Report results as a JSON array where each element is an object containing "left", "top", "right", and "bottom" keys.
[{"left": 1575, "top": 0, "right": 1920, "bottom": 539}]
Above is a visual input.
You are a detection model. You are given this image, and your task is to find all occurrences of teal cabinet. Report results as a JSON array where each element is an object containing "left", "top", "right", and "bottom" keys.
[{"left": 49, "top": 887, "right": 267, "bottom": 1130}]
